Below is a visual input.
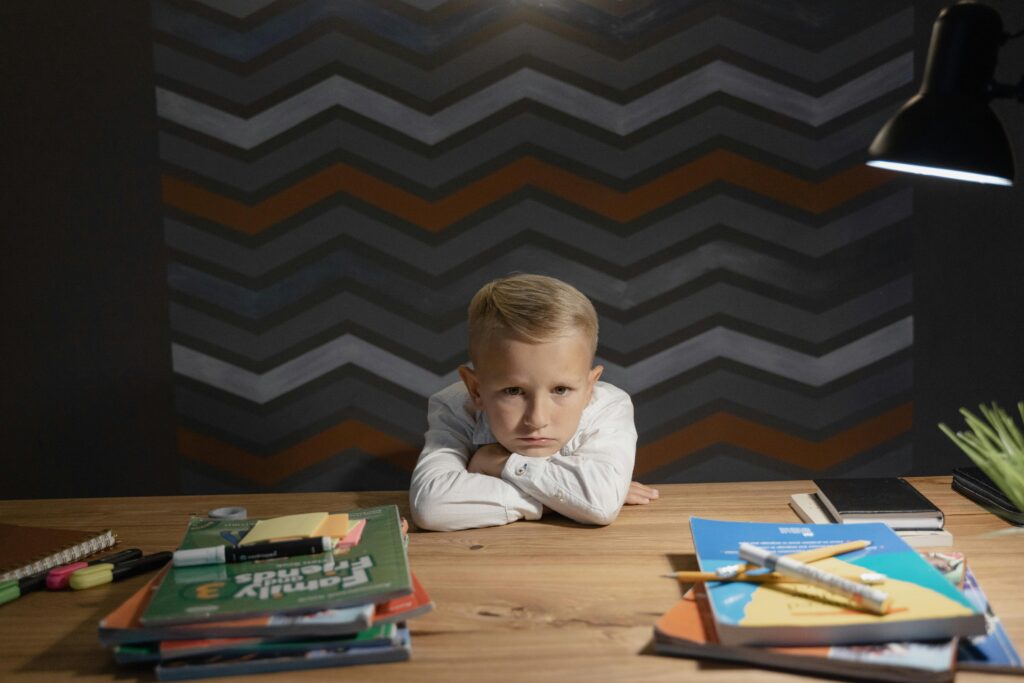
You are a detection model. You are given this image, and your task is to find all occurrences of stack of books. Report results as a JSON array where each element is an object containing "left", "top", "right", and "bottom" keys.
[
  {"left": 653, "top": 517, "right": 1022, "bottom": 681},
  {"left": 790, "top": 477, "right": 954, "bottom": 548},
  {"left": 97, "top": 505, "right": 432, "bottom": 680}
]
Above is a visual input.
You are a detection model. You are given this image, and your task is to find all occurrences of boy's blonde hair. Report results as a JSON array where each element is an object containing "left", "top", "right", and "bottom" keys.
[{"left": 467, "top": 274, "right": 599, "bottom": 362}]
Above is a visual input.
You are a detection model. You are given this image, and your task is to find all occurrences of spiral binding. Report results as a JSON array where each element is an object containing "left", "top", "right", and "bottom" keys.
[{"left": 0, "top": 529, "right": 117, "bottom": 581}]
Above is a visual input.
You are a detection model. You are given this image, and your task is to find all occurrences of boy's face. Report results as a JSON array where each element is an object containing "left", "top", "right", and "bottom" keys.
[{"left": 459, "top": 332, "right": 603, "bottom": 458}]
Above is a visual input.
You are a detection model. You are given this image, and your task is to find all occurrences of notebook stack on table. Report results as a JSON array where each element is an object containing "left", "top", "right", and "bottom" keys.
[
  {"left": 98, "top": 505, "right": 432, "bottom": 681},
  {"left": 653, "top": 517, "right": 1022, "bottom": 681},
  {"left": 789, "top": 477, "right": 954, "bottom": 548}
]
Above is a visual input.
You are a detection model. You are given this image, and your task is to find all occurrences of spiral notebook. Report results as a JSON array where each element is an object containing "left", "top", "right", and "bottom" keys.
[{"left": 0, "top": 523, "right": 117, "bottom": 580}]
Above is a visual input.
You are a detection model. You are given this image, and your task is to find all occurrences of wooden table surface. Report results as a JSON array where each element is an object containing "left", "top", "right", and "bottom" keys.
[{"left": 1, "top": 478, "right": 1021, "bottom": 682}]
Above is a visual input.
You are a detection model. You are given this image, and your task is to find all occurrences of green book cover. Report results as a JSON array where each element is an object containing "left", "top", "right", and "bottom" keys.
[
  {"left": 112, "top": 622, "right": 399, "bottom": 665},
  {"left": 140, "top": 505, "right": 411, "bottom": 626}
]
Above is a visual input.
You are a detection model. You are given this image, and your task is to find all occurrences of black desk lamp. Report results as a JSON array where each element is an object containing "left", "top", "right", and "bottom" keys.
[{"left": 867, "top": 2, "right": 1023, "bottom": 186}]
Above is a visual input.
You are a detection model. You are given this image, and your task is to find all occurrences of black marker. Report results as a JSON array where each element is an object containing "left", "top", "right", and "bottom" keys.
[{"left": 172, "top": 537, "right": 336, "bottom": 567}]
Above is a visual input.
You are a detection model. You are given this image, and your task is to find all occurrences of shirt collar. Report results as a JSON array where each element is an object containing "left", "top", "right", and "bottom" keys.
[{"left": 471, "top": 410, "right": 496, "bottom": 446}]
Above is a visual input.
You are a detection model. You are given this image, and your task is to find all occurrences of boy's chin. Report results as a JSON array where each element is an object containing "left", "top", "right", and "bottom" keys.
[{"left": 512, "top": 444, "right": 562, "bottom": 457}]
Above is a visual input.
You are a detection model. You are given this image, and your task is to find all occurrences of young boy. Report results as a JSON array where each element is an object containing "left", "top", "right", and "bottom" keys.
[{"left": 409, "top": 274, "right": 658, "bottom": 531}]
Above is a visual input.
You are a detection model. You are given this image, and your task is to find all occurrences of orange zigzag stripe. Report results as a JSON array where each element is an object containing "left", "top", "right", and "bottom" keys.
[
  {"left": 179, "top": 421, "right": 420, "bottom": 487},
  {"left": 162, "top": 152, "right": 892, "bottom": 234},
  {"left": 635, "top": 402, "right": 913, "bottom": 475}
]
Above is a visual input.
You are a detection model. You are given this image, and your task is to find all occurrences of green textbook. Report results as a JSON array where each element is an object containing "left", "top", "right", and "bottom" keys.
[{"left": 141, "top": 505, "right": 411, "bottom": 627}]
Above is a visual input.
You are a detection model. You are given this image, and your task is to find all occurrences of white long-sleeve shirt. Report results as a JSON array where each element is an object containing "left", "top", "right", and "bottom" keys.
[{"left": 409, "top": 381, "right": 637, "bottom": 531}]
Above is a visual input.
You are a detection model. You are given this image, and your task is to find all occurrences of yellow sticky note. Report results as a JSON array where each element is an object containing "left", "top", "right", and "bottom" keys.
[
  {"left": 315, "top": 513, "right": 350, "bottom": 539},
  {"left": 239, "top": 512, "right": 329, "bottom": 545}
]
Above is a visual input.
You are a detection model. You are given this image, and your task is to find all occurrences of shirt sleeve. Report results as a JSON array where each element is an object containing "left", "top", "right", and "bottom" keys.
[
  {"left": 409, "top": 389, "right": 544, "bottom": 531},
  {"left": 499, "top": 386, "right": 636, "bottom": 526}
]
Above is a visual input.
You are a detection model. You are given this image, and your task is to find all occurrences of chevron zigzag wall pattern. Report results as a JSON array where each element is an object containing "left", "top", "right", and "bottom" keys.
[{"left": 153, "top": 0, "right": 916, "bottom": 493}]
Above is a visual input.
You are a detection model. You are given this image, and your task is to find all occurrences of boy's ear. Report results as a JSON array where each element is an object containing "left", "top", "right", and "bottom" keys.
[
  {"left": 458, "top": 365, "right": 484, "bottom": 410},
  {"left": 586, "top": 364, "right": 604, "bottom": 399}
]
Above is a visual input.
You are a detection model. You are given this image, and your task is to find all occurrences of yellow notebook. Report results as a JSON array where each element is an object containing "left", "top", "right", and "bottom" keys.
[{"left": 238, "top": 513, "right": 349, "bottom": 545}]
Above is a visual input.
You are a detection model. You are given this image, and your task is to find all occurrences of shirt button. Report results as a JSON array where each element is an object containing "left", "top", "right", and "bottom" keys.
[{"left": 515, "top": 467, "right": 526, "bottom": 476}]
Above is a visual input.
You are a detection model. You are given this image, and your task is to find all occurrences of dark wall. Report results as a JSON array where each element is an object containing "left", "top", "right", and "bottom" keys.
[
  {"left": 0, "top": 3, "right": 178, "bottom": 497},
  {"left": 1, "top": 1, "right": 1022, "bottom": 498},
  {"left": 911, "top": 0, "right": 1024, "bottom": 472},
  {"left": 155, "top": 0, "right": 920, "bottom": 490}
]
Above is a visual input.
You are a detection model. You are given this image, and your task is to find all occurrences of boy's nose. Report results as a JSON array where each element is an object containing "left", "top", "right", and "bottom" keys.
[{"left": 523, "top": 399, "right": 549, "bottom": 429}]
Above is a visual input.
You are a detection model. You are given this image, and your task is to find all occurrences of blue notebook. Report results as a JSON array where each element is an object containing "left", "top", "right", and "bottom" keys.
[{"left": 689, "top": 517, "right": 985, "bottom": 647}]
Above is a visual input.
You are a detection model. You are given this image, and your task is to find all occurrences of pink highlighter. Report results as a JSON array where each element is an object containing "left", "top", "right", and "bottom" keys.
[{"left": 46, "top": 549, "right": 142, "bottom": 589}]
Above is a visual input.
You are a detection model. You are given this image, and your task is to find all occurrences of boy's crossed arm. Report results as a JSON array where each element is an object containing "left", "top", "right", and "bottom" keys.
[
  {"left": 411, "top": 385, "right": 658, "bottom": 531},
  {"left": 465, "top": 392, "right": 643, "bottom": 526},
  {"left": 409, "top": 392, "right": 545, "bottom": 532},
  {"left": 468, "top": 445, "right": 659, "bottom": 510}
]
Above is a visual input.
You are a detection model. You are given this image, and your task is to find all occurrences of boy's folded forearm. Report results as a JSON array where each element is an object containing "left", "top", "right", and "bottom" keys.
[
  {"left": 410, "top": 467, "right": 543, "bottom": 531},
  {"left": 499, "top": 453, "right": 628, "bottom": 526}
]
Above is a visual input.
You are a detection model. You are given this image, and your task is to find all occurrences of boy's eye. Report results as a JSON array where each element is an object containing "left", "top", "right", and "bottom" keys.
[
  {"left": 553, "top": 386, "right": 570, "bottom": 396},
  {"left": 502, "top": 387, "right": 523, "bottom": 397}
]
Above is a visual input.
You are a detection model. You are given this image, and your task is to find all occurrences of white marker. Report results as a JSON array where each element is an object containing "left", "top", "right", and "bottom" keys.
[
  {"left": 738, "top": 542, "right": 891, "bottom": 614},
  {"left": 173, "top": 536, "right": 336, "bottom": 567}
]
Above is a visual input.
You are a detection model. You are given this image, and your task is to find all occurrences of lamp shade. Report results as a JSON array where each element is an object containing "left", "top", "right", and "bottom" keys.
[{"left": 866, "top": 2, "right": 1015, "bottom": 185}]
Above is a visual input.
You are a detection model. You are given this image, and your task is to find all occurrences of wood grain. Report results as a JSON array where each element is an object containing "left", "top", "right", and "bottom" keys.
[{"left": 0, "top": 479, "right": 1021, "bottom": 682}]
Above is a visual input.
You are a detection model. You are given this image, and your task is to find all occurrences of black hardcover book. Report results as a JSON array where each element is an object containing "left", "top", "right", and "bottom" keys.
[
  {"left": 812, "top": 477, "right": 944, "bottom": 530},
  {"left": 952, "top": 467, "right": 1024, "bottom": 526}
]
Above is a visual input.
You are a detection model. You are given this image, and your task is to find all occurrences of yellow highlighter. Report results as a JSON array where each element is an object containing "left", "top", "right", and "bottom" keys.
[{"left": 69, "top": 552, "right": 172, "bottom": 590}]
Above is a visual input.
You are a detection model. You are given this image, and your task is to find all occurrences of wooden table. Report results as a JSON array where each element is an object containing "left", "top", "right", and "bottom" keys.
[{"left": 1, "top": 478, "right": 1021, "bottom": 682}]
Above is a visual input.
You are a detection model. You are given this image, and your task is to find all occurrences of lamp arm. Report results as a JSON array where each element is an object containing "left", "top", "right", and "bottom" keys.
[
  {"left": 987, "top": 79, "right": 1024, "bottom": 102},
  {"left": 1005, "top": 27, "right": 1024, "bottom": 42},
  {"left": 986, "top": 29, "right": 1024, "bottom": 102}
]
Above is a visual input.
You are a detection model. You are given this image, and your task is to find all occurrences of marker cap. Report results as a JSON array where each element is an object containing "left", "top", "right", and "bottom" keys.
[
  {"left": 69, "top": 564, "right": 114, "bottom": 590},
  {"left": 173, "top": 546, "right": 227, "bottom": 567},
  {"left": 47, "top": 562, "right": 89, "bottom": 590},
  {"left": 0, "top": 580, "right": 20, "bottom": 606}
]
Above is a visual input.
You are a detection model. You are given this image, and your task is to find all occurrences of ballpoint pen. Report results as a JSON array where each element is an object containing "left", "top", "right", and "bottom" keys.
[
  {"left": 662, "top": 569, "right": 886, "bottom": 584},
  {"left": 738, "top": 542, "right": 891, "bottom": 614},
  {"left": 663, "top": 539, "right": 885, "bottom": 585},
  {"left": 714, "top": 540, "right": 871, "bottom": 578}
]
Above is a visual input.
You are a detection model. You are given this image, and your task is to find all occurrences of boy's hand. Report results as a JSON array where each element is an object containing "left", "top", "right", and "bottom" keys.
[
  {"left": 625, "top": 481, "right": 659, "bottom": 505},
  {"left": 467, "top": 443, "right": 512, "bottom": 478}
]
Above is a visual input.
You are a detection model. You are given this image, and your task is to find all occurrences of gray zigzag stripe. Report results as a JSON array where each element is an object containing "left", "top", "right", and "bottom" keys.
[
  {"left": 172, "top": 336, "right": 460, "bottom": 404},
  {"left": 169, "top": 276, "right": 910, "bottom": 365},
  {"left": 170, "top": 296, "right": 466, "bottom": 365},
  {"left": 158, "top": 109, "right": 892, "bottom": 193},
  {"left": 190, "top": 0, "right": 277, "bottom": 18},
  {"left": 164, "top": 191, "right": 912, "bottom": 278},
  {"left": 176, "top": 376, "right": 427, "bottom": 447},
  {"left": 154, "top": 56, "right": 911, "bottom": 148},
  {"left": 167, "top": 238, "right": 908, "bottom": 320},
  {"left": 636, "top": 360, "right": 912, "bottom": 435},
  {"left": 604, "top": 317, "right": 912, "bottom": 393},
  {"left": 171, "top": 318, "right": 911, "bottom": 403},
  {"left": 175, "top": 359, "right": 910, "bottom": 447},
  {"left": 643, "top": 443, "right": 913, "bottom": 483},
  {"left": 153, "top": 11, "right": 912, "bottom": 103},
  {"left": 181, "top": 452, "right": 412, "bottom": 494}
]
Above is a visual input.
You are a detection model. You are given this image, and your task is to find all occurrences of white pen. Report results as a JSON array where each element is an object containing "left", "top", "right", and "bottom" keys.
[{"left": 738, "top": 542, "right": 891, "bottom": 614}]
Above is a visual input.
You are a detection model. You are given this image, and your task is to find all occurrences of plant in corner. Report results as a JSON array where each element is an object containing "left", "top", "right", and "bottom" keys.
[{"left": 939, "top": 402, "right": 1024, "bottom": 512}]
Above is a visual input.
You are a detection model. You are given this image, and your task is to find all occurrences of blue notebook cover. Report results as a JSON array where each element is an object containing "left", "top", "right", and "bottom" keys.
[
  {"left": 957, "top": 568, "right": 1024, "bottom": 673},
  {"left": 689, "top": 518, "right": 985, "bottom": 647}
]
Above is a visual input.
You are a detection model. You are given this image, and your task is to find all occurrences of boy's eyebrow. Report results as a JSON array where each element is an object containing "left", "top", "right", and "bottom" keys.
[{"left": 487, "top": 377, "right": 584, "bottom": 387}]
